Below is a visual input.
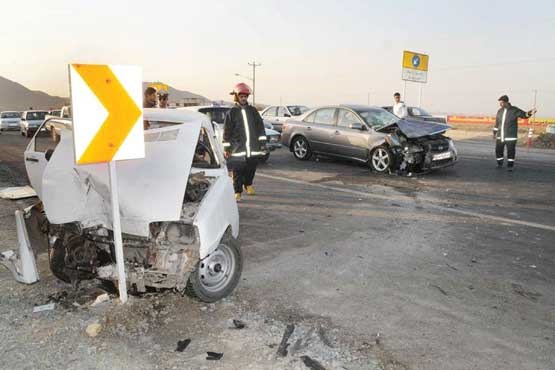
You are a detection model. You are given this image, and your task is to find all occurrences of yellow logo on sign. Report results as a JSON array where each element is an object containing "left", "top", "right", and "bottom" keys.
[
  {"left": 69, "top": 64, "right": 144, "bottom": 165},
  {"left": 402, "top": 51, "right": 429, "bottom": 72}
]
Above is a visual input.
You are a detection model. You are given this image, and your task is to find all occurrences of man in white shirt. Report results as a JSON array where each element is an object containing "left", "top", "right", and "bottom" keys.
[{"left": 393, "top": 92, "right": 408, "bottom": 119}]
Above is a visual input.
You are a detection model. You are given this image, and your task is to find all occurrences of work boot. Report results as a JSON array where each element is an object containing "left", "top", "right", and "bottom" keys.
[
  {"left": 245, "top": 186, "right": 256, "bottom": 196},
  {"left": 235, "top": 193, "right": 242, "bottom": 202},
  {"left": 496, "top": 160, "right": 503, "bottom": 168}
]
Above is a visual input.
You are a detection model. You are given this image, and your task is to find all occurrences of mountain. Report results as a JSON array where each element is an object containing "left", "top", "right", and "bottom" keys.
[
  {"left": 0, "top": 76, "right": 68, "bottom": 111},
  {"left": 142, "top": 82, "right": 211, "bottom": 106}
]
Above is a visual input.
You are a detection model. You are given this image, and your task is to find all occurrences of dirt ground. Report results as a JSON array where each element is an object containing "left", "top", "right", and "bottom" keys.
[{"left": 1, "top": 131, "right": 554, "bottom": 370}]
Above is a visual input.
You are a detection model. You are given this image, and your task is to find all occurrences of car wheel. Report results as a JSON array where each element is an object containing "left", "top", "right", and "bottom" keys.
[
  {"left": 370, "top": 146, "right": 393, "bottom": 173},
  {"left": 292, "top": 136, "right": 312, "bottom": 160},
  {"left": 185, "top": 232, "right": 242, "bottom": 303}
]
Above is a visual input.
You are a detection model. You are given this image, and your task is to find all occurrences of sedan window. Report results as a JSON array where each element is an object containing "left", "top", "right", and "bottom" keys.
[
  {"left": 303, "top": 112, "right": 316, "bottom": 123},
  {"left": 337, "top": 109, "right": 362, "bottom": 128},
  {"left": 277, "top": 106, "right": 289, "bottom": 117},
  {"left": 287, "top": 106, "right": 309, "bottom": 116},
  {"left": 313, "top": 108, "right": 336, "bottom": 126},
  {"left": 262, "top": 107, "right": 277, "bottom": 117},
  {"left": 355, "top": 108, "right": 399, "bottom": 129}
]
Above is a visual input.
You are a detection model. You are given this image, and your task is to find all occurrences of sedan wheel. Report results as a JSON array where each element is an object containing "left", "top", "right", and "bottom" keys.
[
  {"left": 370, "top": 146, "right": 392, "bottom": 173},
  {"left": 292, "top": 136, "right": 312, "bottom": 160}
]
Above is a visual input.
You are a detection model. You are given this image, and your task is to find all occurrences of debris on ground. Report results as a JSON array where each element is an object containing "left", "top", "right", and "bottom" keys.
[
  {"left": 231, "top": 319, "right": 246, "bottom": 329},
  {"left": 206, "top": 351, "right": 223, "bottom": 360},
  {"left": 301, "top": 355, "right": 327, "bottom": 370},
  {"left": 33, "top": 302, "right": 55, "bottom": 313},
  {"left": 431, "top": 284, "right": 448, "bottom": 296},
  {"left": 91, "top": 293, "right": 110, "bottom": 307},
  {"left": 276, "top": 324, "right": 295, "bottom": 357},
  {"left": 511, "top": 283, "right": 542, "bottom": 302},
  {"left": 86, "top": 322, "right": 102, "bottom": 338},
  {"left": 175, "top": 339, "right": 191, "bottom": 352},
  {"left": 531, "top": 132, "right": 555, "bottom": 149},
  {"left": 0, "top": 185, "right": 37, "bottom": 199}
]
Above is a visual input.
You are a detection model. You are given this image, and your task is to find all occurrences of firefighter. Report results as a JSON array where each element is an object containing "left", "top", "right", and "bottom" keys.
[
  {"left": 223, "top": 83, "right": 267, "bottom": 201},
  {"left": 493, "top": 95, "right": 537, "bottom": 171}
]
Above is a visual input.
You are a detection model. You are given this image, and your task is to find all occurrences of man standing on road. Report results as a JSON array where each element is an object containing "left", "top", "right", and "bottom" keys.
[
  {"left": 158, "top": 89, "right": 169, "bottom": 108},
  {"left": 393, "top": 92, "right": 408, "bottom": 119},
  {"left": 494, "top": 95, "right": 537, "bottom": 171},
  {"left": 143, "top": 86, "right": 157, "bottom": 129},
  {"left": 223, "top": 83, "right": 267, "bottom": 201}
]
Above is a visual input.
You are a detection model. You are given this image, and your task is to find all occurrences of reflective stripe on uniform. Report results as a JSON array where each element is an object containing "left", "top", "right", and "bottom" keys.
[
  {"left": 508, "top": 159, "right": 515, "bottom": 162},
  {"left": 501, "top": 108, "right": 507, "bottom": 141},
  {"left": 497, "top": 157, "right": 504, "bottom": 161},
  {"left": 505, "top": 138, "right": 517, "bottom": 141},
  {"left": 222, "top": 142, "right": 231, "bottom": 147},
  {"left": 241, "top": 109, "right": 251, "bottom": 157},
  {"left": 250, "top": 151, "right": 266, "bottom": 156},
  {"left": 232, "top": 152, "right": 246, "bottom": 157},
  {"left": 259, "top": 136, "right": 267, "bottom": 141},
  {"left": 493, "top": 128, "right": 499, "bottom": 131}
]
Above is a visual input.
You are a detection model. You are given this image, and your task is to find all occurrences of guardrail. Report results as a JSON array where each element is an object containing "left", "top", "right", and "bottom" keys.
[{"left": 447, "top": 116, "right": 554, "bottom": 127}]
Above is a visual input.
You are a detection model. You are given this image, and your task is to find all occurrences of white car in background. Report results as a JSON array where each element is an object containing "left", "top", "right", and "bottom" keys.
[
  {"left": 0, "top": 111, "right": 21, "bottom": 131},
  {"left": 260, "top": 105, "right": 310, "bottom": 132},
  {"left": 182, "top": 105, "right": 281, "bottom": 162},
  {"left": 1, "top": 109, "right": 242, "bottom": 302},
  {"left": 19, "top": 110, "right": 48, "bottom": 137}
]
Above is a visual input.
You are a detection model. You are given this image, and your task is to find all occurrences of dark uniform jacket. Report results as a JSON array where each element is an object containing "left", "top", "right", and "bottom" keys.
[
  {"left": 494, "top": 104, "right": 531, "bottom": 142},
  {"left": 223, "top": 104, "right": 267, "bottom": 158}
]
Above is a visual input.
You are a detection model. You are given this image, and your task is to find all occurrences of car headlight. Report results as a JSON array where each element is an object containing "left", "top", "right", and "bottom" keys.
[{"left": 448, "top": 139, "right": 457, "bottom": 156}]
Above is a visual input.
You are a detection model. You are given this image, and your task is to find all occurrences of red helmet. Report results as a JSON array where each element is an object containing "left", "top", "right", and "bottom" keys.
[{"left": 230, "top": 82, "right": 252, "bottom": 96}]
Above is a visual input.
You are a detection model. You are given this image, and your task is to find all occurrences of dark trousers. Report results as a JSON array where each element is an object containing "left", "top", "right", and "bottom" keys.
[
  {"left": 232, "top": 157, "right": 258, "bottom": 193},
  {"left": 495, "top": 139, "right": 516, "bottom": 167}
]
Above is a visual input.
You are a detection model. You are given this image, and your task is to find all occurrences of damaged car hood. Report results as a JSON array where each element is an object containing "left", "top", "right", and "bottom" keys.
[
  {"left": 40, "top": 109, "right": 205, "bottom": 237},
  {"left": 378, "top": 119, "right": 451, "bottom": 138}
]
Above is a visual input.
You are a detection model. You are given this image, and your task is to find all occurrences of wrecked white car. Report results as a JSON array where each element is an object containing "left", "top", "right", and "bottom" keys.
[{"left": 1, "top": 109, "right": 242, "bottom": 302}]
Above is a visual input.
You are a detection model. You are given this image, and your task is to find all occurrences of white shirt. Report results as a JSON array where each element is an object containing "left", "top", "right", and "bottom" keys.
[{"left": 393, "top": 102, "right": 408, "bottom": 118}]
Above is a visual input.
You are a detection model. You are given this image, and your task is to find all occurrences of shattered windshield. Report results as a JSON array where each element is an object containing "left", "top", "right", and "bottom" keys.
[
  {"left": 355, "top": 108, "right": 400, "bottom": 129},
  {"left": 287, "top": 106, "right": 309, "bottom": 116}
]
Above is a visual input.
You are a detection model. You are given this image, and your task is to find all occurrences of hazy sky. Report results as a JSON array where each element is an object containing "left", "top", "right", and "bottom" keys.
[{"left": 2, "top": 0, "right": 554, "bottom": 115}]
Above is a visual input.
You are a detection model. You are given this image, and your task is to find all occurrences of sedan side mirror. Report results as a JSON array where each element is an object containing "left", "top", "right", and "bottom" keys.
[{"left": 349, "top": 122, "right": 364, "bottom": 130}]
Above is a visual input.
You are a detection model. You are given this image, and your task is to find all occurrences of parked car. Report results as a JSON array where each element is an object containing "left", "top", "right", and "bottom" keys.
[
  {"left": 19, "top": 110, "right": 48, "bottom": 137},
  {"left": 182, "top": 105, "right": 281, "bottom": 162},
  {"left": 0, "top": 111, "right": 21, "bottom": 131},
  {"left": 48, "top": 109, "right": 62, "bottom": 117},
  {"left": 281, "top": 105, "right": 457, "bottom": 173},
  {"left": 260, "top": 105, "right": 309, "bottom": 132},
  {"left": 1, "top": 109, "right": 242, "bottom": 302},
  {"left": 383, "top": 105, "right": 447, "bottom": 124}
]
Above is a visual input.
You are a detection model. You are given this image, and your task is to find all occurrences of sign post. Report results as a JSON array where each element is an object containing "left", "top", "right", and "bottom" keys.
[
  {"left": 68, "top": 64, "right": 144, "bottom": 303},
  {"left": 402, "top": 51, "right": 429, "bottom": 107}
]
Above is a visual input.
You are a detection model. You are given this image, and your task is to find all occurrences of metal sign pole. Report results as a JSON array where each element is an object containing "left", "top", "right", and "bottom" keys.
[
  {"left": 418, "top": 84, "right": 423, "bottom": 108},
  {"left": 403, "top": 81, "right": 407, "bottom": 102},
  {"left": 108, "top": 161, "right": 128, "bottom": 303}
]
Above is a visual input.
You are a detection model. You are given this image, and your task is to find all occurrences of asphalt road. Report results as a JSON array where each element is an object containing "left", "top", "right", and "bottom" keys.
[{"left": 1, "top": 130, "right": 554, "bottom": 370}]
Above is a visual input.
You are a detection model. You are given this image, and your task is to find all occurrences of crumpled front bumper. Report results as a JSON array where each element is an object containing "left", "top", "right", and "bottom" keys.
[{"left": 0, "top": 208, "right": 39, "bottom": 284}]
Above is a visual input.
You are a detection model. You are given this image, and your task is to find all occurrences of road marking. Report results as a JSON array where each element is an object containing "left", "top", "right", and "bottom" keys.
[{"left": 257, "top": 173, "right": 555, "bottom": 232}]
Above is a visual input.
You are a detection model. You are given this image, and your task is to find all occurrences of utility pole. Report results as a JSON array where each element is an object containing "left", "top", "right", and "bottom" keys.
[{"left": 248, "top": 61, "right": 261, "bottom": 106}]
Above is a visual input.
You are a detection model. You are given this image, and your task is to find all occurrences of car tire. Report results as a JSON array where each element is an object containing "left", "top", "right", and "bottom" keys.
[
  {"left": 49, "top": 234, "right": 95, "bottom": 283},
  {"left": 185, "top": 232, "right": 242, "bottom": 303},
  {"left": 370, "top": 146, "right": 393, "bottom": 173},
  {"left": 291, "top": 136, "right": 312, "bottom": 160}
]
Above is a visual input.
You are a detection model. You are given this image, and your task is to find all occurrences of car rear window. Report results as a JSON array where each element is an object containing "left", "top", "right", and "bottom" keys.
[
  {"left": 1, "top": 112, "right": 20, "bottom": 119},
  {"left": 26, "top": 112, "right": 47, "bottom": 120}
]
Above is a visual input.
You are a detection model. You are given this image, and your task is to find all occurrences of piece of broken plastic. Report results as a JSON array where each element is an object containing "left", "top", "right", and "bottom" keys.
[
  {"left": 0, "top": 186, "right": 37, "bottom": 200},
  {"left": 206, "top": 352, "right": 223, "bottom": 360},
  {"left": 33, "top": 303, "right": 55, "bottom": 313}
]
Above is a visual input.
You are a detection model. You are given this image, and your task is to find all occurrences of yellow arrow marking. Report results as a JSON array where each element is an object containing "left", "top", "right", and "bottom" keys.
[{"left": 73, "top": 64, "right": 142, "bottom": 164}]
